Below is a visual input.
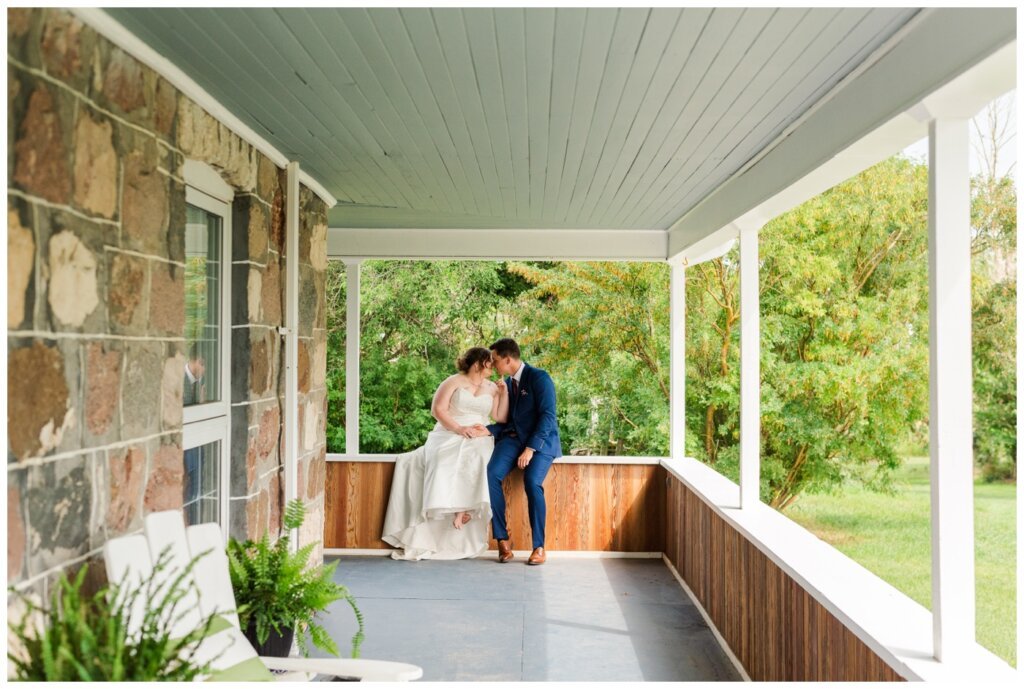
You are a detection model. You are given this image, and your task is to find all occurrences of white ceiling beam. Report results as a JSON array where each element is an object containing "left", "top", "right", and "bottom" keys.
[
  {"left": 327, "top": 227, "right": 668, "bottom": 261},
  {"left": 667, "top": 9, "right": 1015, "bottom": 260}
]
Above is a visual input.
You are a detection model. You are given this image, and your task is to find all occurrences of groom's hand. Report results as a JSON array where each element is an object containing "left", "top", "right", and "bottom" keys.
[
  {"left": 468, "top": 424, "right": 490, "bottom": 438},
  {"left": 517, "top": 447, "right": 535, "bottom": 469}
]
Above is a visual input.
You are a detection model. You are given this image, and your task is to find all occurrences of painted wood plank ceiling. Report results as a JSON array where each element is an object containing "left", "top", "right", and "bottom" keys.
[{"left": 108, "top": 7, "right": 919, "bottom": 230}]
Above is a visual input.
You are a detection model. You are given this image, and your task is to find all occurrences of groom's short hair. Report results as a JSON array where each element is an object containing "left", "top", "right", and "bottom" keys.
[{"left": 489, "top": 338, "right": 520, "bottom": 359}]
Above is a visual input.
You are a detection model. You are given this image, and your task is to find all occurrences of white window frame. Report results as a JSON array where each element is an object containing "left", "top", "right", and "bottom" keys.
[{"left": 182, "top": 161, "right": 233, "bottom": 532}]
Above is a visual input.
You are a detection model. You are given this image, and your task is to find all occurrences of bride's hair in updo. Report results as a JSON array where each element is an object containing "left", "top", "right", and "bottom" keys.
[{"left": 456, "top": 347, "right": 492, "bottom": 374}]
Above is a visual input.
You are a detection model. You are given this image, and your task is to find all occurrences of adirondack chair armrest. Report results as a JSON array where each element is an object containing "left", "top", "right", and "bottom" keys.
[{"left": 258, "top": 656, "right": 423, "bottom": 682}]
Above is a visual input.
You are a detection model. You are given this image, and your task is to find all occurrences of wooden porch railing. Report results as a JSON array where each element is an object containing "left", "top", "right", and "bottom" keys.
[{"left": 323, "top": 457, "right": 664, "bottom": 552}]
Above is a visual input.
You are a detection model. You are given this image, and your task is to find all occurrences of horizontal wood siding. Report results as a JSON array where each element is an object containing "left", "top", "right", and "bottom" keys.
[
  {"left": 324, "top": 461, "right": 396, "bottom": 549},
  {"left": 665, "top": 477, "right": 904, "bottom": 681},
  {"left": 324, "top": 461, "right": 665, "bottom": 552}
]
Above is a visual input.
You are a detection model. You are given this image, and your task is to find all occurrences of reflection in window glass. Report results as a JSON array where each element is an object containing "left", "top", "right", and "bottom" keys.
[
  {"left": 184, "top": 204, "right": 222, "bottom": 406},
  {"left": 183, "top": 441, "right": 221, "bottom": 526}
]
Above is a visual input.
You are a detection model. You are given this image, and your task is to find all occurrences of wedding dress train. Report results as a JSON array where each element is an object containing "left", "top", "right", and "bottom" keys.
[{"left": 381, "top": 387, "right": 493, "bottom": 560}]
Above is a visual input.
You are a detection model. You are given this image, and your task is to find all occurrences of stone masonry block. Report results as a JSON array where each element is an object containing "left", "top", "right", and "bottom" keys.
[
  {"left": 262, "top": 261, "right": 282, "bottom": 327},
  {"left": 154, "top": 77, "right": 176, "bottom": 138},
  {"left": 102, "top": 46, "right": 148, "bottom": 118},
  {"left": 13, "top": 84, "right": 71, "bottom": 204},
  {"left": 121, "top": 341, "right": 162, "bottom": 438},
  {"left": 83, "top": 340, "right": 121, "bottom": 441},
  {"left": 144, "top": 440, "right": 183, "bottom": 514},
  {"left": 25, "top": 453, "right": 92, "bottom": 577},
  {"left": 8, "top": 471, "right": 27, "bottom": 581},
  {"left": 72, "top": 109, "right": 118, "bottom": 219},
  {"left": 8, "top": 200, "right": 35, "bottom": 330},
  {"left": 47, "top": 229, "right": 100, "bottom": 329},
  {"left": 105, "top": 445, "right": 144, "bottom": 535},
  {"left": 149, "top": 261, "right": 184, "bottom": 336},
  {"left": 107, "top": 251, "right": 148, "bottom": 334},
  {"left": 122, "top": 150, "right": 169, "bottom": 257},
  {"left": 7, "top": 339, "right": 74, "bottom": 461},
  {"left": 40, "top": 10, "right": 93, "bottom": 90}
]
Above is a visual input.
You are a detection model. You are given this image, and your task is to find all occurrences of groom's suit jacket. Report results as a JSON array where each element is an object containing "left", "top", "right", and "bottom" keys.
[{"left": 487, "top": 363, "right": 562, "bottom": 459}]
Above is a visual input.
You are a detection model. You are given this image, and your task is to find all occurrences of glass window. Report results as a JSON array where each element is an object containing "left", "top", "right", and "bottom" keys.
[
  {"left": 184, "top": 204, "right": 223, "bottom": 407},
  {"left": 183, "top": 441, "right": 221, "bottom": 527},
  {"left": 182, "top": 174, "right": 232, "bottom": 530}
]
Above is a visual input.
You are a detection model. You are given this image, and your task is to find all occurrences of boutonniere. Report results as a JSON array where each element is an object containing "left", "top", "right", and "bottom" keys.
[{"left": 520, "top": 390, "right": 529, "bottom": 396}]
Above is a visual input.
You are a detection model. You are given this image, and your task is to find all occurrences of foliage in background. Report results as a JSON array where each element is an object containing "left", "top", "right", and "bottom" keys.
[
  {"left": 757, "top": 157, "right": 932, "bottom": 507},
  {"left": 228, "top": 499, "right": 363, "bottom": 658},
  {"left": 971, "top": 172, "right": 1017, "bottom": 480},
  {"left": 683, "top": 158, "right": 933, "bottom": 507},
  {"left": 508, "top": 262, "right": 671, "bottom": 456},
  {"left": 327, "top": 260, "right": 529, "bottom": 454},
  {"left": 325, "top": 262, "right": 347, "bottom": 452},
  {"left": 325, "top": 157, "right": 1016, "bottom": 502},
  {"left": 8, "top": 552, "right": 218, "bottom": 681}
]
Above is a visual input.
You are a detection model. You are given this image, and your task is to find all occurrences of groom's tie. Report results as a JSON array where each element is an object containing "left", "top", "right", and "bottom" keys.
[{"left": 511, "top": 377, "right": 519, "bottom": 400}]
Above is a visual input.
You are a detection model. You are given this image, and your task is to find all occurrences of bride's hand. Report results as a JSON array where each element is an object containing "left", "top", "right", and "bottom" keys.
[
  {"left": 495, "top": 380, "right": 507, "bottom": 396},
  {"left": 456, "top": 425, "right": 476, "bottom": 438}
]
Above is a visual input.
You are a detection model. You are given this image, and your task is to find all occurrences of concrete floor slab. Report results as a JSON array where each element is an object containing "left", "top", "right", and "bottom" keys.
[{"left": 316, "top": 555, "right": 741, "bottom": 682}]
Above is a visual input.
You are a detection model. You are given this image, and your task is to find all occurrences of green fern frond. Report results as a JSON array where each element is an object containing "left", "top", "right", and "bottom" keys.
[{"left": 283, "top": 498, "right": 306, "bottom": 531}]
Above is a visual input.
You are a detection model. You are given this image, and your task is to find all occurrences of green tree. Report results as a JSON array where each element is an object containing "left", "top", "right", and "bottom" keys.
[
  {"left": 507, "top": 262, "right": 670, "bottom": 456},
  {"left": 325, "top": 262, "right": 347, "bottom": 452},
  {"left": 355, "top": 260, "right": 525, "bottom": 453},
  {"left": 971, "top": 173, "right": 1017, "bottom": 480},
  {"left": 687, "top": 157, "right": 932, "bottom": 508}
]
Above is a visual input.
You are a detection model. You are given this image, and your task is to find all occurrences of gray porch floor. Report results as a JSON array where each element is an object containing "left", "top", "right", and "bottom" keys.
[{"left": 317, "top": 554, "right": 741, "bottom": 682}]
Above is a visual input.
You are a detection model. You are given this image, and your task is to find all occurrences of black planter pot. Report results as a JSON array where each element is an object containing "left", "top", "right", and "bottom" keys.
[{"left": 244, "top": 619, "right": 295, "bottom": 657}]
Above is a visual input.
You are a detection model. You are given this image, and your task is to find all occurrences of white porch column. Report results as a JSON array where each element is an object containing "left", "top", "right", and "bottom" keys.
[
  {"left": 739, "top": 224, "right": 761, "bottom": 510},
  {"left": 927, "top": 117, "right": 975, "bottom": 662},
  {"left": 284, "top": 162, "right": 300, "bottom": 544},
  {"left": 345, "top": 260, "right": 362, "bottom": 456},
  {"left": 670, "top": 260, "right": 686, "bottom": 460}
]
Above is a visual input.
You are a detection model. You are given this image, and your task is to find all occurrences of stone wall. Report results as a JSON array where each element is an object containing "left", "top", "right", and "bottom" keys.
[{"left": 7, "top": 7, "right": 328, "bottom": 598}]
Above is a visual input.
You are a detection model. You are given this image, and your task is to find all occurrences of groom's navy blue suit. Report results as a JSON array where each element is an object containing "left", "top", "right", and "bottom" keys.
[{"left": 486, "top": 363, "right": 562, "bottom": 549}]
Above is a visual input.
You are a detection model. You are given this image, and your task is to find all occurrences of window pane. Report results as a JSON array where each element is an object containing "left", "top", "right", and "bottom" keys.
[
  {"left": 183, "top": 441, "right": 221, "bottom": 526},
  {"left": 184, "top": 204, "right": 222, "bottom": 405}
]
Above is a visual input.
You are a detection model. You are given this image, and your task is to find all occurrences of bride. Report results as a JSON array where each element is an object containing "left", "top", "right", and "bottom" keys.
[{"left": 382, "top": 347, "right": 508, "bottom": 560}]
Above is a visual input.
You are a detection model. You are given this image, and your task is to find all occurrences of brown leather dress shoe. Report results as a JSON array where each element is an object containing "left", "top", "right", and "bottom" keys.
[
  {"left": 497, "top": 539, "right": 514, "bottom": 563},
  {"left": 527, "top": 547, "right": 546, "bottom": 565}
]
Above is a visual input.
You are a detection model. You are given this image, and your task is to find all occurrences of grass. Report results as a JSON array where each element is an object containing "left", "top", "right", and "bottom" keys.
[{"left": 786, "top": 456, "right": 1017, "bottom": 667}]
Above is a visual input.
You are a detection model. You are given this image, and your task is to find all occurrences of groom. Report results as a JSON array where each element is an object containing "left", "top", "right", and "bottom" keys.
[{"left": 486, "top": 338, "right": 562, "bottom": 565}]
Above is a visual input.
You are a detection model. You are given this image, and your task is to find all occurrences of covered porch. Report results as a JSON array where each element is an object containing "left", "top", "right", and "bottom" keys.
[{"left": 8, "top": 6, "right": 1018, "bottom": 683}]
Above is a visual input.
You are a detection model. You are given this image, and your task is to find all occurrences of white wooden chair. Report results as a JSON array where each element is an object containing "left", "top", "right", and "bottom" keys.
[{"left": 103, "top": 511, "right": 422, "bottom": 681}]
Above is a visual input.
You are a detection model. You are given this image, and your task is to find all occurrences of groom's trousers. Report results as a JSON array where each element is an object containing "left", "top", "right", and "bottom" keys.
[{"left": 487, "top": 437, "right": 555, "bottom": 549}]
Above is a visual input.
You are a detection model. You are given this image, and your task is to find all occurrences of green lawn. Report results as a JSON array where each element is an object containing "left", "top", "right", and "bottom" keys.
[{"left": 786, "top": 456, "right": 1017, "bottom": 667}]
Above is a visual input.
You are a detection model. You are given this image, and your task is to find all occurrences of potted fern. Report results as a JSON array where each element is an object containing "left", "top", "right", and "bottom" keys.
[
  {"left": 8, "top": 552, "right": 222, "bottom": 681},
  {"left": 228, "top": 498, "right": 364, "bottom": 658}
]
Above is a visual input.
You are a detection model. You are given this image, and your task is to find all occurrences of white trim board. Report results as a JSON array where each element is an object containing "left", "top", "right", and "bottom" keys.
[
  {"left": 70, "top": 8, "right": 337, "bottom": 209},
  {"left": 326, "top": 453, "right": 663, "bottom": 466},
  {"left": 327, "top": 227, "right": 668, "bottom": 261}
]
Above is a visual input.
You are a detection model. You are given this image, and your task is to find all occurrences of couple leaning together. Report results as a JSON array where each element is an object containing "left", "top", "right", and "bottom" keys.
[{"left": 382, "top": 338, "right": 561, "bottom": 565}]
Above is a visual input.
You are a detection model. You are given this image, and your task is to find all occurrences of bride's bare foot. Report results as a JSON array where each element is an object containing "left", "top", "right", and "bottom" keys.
[{"left": 452, "top": 511, "right": 471, "bottom": 529}]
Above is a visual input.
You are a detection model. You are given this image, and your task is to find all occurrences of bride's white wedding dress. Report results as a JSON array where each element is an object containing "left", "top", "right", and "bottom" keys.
[{"left": 382, "top": 387, "right": 494, "bottom": 560}]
